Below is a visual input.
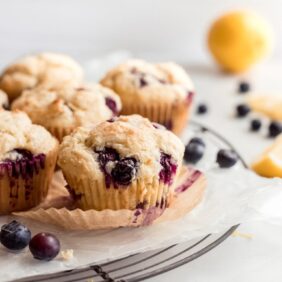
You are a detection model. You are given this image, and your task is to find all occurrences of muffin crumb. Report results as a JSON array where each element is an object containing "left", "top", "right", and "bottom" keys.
[{"left": 60, "top": 249, "right": 74, "bottom": 260}]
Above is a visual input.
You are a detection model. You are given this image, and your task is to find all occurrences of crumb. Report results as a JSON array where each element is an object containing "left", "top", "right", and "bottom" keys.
[
  {"left": 60, "top": 249, "right": 74, "bottom": 260},
  {"left": 232, "top": 230, "right": 253, "bottom": 239},
  {"left": 86, "top": 279, "right": 95, "bottom": 282}
]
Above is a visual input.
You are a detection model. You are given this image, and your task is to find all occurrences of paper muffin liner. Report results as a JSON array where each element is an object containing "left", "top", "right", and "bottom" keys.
[
  {"left": 63, "top": 172, "right": 171, "bottom": 211},
  {"left": 121, "top": 93, "right": 194, "bottom": 135},
  {"left": 0, "top": 146, "right": 58, "bottom": 214},
  {"left": 14, "top": 165, "right": 206, "bottom": 230},
  {"left": 46, "top": 126, "right": 75, "bottom": 143}
]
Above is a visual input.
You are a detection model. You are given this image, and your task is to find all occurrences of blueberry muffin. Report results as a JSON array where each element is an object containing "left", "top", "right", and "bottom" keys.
[
  {"left": 0, "top": 90, "right": 8, "bottom": 109},
  {"left": 100, "top": 59, "right": 194, "bottom": 135},
  {"left": 12, "top": 84, "right": 122, "bottom": 142},
  {"left": 58, "top": 115, "right": 184, "bottom": 212},
  {"left": 0, "top": 110, "right": 58, "bottom": 214},
  {"left": 0, "top": 52, "right": 83, "bottom": 101}
]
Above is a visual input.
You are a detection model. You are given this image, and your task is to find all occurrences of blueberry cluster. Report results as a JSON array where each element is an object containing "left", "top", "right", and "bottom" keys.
[
  {"left": 235, "top": 81, "right": 282, "bottom": 138},
  {"left": 96, "top": 147, "right": 178, "bottom": 187},
  {"left": 0, "top": 149, "right": 45, "bottom": 180},
  {"left": 0, "top": 220, "right": 60, "bottom": 261},
  {"left": 184, "top": 137, "right": 238, "bottom": 168},
  {"left": 95, "top": 147, "right": 138, "bottom": 187}
]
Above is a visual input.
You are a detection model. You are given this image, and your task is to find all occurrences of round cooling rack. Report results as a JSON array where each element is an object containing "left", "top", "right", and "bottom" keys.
[{"left": 16, "top": 120, "right": 247, "bottom": 282}]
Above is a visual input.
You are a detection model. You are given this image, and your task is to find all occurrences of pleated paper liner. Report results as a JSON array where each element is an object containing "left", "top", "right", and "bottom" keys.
[
  {"left": 62, "top": 172, "right": 171, "bottom": 211},
  {"left": 0, "top": 145, "right": 58, "bottom": 214},
  {"left": 14, "top": 165, "right": 206, "bottom": 230},
  {"left": 120, "top": 96, "right": 193, "bottom": 135}
]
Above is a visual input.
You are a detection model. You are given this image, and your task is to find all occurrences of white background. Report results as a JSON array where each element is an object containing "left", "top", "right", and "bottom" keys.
[
  {"left": 1, "top": 1, "right": 282, "bottom": 281},
  {"left": 0, "top": 0, "right": 282, "bottom": 66}
]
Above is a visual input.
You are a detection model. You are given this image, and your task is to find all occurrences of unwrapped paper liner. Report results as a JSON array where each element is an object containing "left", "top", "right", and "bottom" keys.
[{"left": 14, "top": 166, "right": 206, "bottom": 230}]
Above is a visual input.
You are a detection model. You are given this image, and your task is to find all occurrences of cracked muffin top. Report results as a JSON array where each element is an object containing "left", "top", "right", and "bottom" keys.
[
  {"left": 100, "top": 59, "right": 194, "bottom": 104},
  {"left": 0, "top": 110, "right": 58, "bottom": 162},
  {"left": 0, "top": 52, "right": 83, "bottom": 101},
  {"left": 0, "top": 90, "right": 8, "bottom": 109},
  {"left": 12, "top": 84, "right": 122, "bottom": 130},
  {"left": 58, "top": 115, "right": 184, "bottom": 187}
]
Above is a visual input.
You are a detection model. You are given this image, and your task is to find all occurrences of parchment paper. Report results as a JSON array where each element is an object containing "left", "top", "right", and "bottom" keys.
[{"left": 0, "top": 53, "right": 282, "bottom": 281}]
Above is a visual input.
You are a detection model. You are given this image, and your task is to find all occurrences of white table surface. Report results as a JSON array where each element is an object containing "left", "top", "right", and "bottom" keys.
[{"left": 148, "top": 62, "right": 282, "bottom": 282}]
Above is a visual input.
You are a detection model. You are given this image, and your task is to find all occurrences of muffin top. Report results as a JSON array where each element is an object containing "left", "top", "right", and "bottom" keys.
[
  {"left": 12, "top": 84, "right": 122, "bottom": 129},
  {"left": 0, "top": 90, "right": 8, "bottom": 109},
  {"left": 0, "top": 110, "right": 58, "bottom": 162},
  {"left": 0, "top": 52, "right": 83, "bottom": 101},
  {"left": 100, "top": 59, "right": 194, "bottom": 104},
  {"left": 58, "top": 115, "right": 184, "bottom": 187}
]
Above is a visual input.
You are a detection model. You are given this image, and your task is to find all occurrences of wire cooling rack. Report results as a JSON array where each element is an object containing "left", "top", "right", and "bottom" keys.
[{"left": 17, "top": 120, "right": 246, "bottom": 282}]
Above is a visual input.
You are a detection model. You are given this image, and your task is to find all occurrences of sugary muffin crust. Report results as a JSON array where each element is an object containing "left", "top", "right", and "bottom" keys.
[
  {"left": 100, "top": 59, "right": 194, "bottom": 104},
  {"left": 12, "top": 84, "right": 122, "bottom": 130},
  {"left": 58, "top": 115, "right": 184, "bottom": 186},
  {"left": 0, "top": 90, "right": 8, "bottom": 109},
  {"left": 0, "top": 110, "right": 58, "bottom": 161},
  {"left": 0, "top": 52, "right": 83, "bottom": 101}
]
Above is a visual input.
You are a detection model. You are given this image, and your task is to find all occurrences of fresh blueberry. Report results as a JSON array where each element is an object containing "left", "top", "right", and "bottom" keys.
[
  {"left": 184, "top": 141, "right": 205, "bottom": 164},
  {"left": 189, "top": 137, "right": 206, "bottom": 147},
  {"left": 196, "top": 104, "right": 208, "bottom": 115},
  {"left": 159, "top": 152, "right": 177, "bottom": 185},
  {"left": 105, "top": 97, "right": 118, "bottom": 116},
  {"left": 268, "top": 121, "right": 282, "bottom": 138},
  {"left": 238, "top": 81, "right": 251, "bottom": 93},
  {"left": 216, "top": 149, "right": 238, "bottom": 168},
  {"left": 29, "top": 232, "right": 60, "bottom": 261},
  {"left": 250, "top": 119, "right": 262, "bottom": 132},
  {"left": 111, "top": 158, "right": 138, "bottom": 186},
  {"left": 236, "top": 104, "right": 251, "bottom": 117},
  {"left": 0, "top": 220, "right": 31, "bottom": 250}
]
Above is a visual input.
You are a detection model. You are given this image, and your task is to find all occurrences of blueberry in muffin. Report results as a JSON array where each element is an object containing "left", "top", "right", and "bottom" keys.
[
  {"left": 58, "top": 115, "right": 184, "bottom": 213},
  {"left": 101, "top": 59, "right": 195, "bottom": 135},
  {"left": 0, "top": 110, "right": 58, "bottom": 214},
  {"left": 12, "top": 84, "right": 122, "bottom": 142}
]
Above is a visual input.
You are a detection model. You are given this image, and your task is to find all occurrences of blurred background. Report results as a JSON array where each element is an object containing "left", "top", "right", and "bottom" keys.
[{"left": 0, "top": 0, "right": 280, "bottom": 66}]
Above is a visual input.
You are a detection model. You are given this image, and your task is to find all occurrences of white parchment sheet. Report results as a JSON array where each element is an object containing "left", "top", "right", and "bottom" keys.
[{"left": 0, "top": 53, "right": 282, "bottom": 281}]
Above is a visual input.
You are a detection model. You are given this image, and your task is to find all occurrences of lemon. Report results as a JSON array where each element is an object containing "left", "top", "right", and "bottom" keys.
[
  {"left": 208, "top": 11, "right": 274, "bottom": 73},
  {"left": 252, "top": 135, "right": 282, "bottom": 178},
  {"left": 248, "top": 95, "right": 282, "bottom": 120}
]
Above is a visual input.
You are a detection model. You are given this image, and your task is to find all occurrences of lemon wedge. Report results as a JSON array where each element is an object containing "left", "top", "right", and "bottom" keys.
[
  {"left": 252, "top": 135, "right": 282, "bottom": 177},
  {"left": 248, "top": 95, "right": 282, "bottom": 120}
]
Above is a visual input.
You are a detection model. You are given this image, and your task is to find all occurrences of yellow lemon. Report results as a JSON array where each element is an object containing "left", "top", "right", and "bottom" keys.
[
  {"left": 252, "top": 135, "right": 282, "bottom": 178},
  {"left": 208, "top": 11, "right": 274, "bottom": 73}
]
